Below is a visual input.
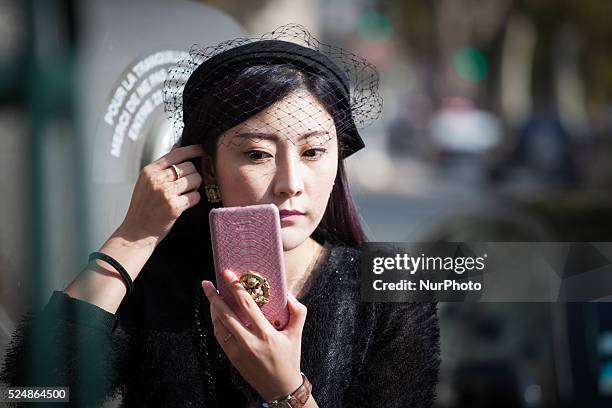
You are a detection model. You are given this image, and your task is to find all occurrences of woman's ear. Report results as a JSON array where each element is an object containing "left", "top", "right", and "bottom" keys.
[{"left": 200, "top": 151, "right": 217, "bottom": 184}]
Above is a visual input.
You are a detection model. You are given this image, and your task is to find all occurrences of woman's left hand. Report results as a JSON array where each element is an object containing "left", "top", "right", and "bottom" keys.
[{"left": 202, "top": 269, "right": 307, "bottom": 402}]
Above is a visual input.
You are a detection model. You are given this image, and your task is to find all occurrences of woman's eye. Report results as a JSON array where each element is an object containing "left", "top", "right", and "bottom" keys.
[
  {"left": 245, "top": 150, "right": 271, "bottom": 161},
  {"left": 303, "top": 148, "right": 327, "bottom": 160}
]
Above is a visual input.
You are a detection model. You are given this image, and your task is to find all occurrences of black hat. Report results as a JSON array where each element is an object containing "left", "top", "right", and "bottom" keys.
[{"left": 164, "top": 24, "right": 382, "bottom": 158}]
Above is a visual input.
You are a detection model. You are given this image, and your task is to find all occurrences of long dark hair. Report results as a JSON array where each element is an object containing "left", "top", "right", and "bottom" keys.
[{"left": 117, "top": 64, "right": 367, "bottom": 405}]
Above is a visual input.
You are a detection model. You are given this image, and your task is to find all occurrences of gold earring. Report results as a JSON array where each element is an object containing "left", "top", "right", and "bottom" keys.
[{"left": 205, "top": 184, "right": 221, "bottom": 203}]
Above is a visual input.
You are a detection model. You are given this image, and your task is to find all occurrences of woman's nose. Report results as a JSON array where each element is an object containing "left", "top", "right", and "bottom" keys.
[{"left": 273, "top": 155, "right": 304, "bottom": 197}]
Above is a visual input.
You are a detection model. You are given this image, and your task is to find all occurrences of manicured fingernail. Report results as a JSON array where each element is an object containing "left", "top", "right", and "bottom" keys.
[
  {"left": 201, "top": 280, "right": 213, "bottom": 295},
  {"left": 223, "top": 269, "right": 238, "bottom": 283}
]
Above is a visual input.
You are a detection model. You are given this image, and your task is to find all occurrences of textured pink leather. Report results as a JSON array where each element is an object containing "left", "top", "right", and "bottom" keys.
[{"left": 209, "top": 204, "right": 289, "bottom": 330}]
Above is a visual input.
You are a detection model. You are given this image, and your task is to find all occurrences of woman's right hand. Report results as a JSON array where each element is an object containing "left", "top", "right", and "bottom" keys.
[{"left": 118, "top": 143, "right": 206, "bottom": 244}]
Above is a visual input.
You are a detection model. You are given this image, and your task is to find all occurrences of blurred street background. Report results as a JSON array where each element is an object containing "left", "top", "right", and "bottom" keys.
[{"left": 1, "top": 0, "right": 612, "bottom": 407}]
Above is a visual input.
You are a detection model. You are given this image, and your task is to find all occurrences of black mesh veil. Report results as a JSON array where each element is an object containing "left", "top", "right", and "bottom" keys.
[{"left": 163, "top": 24, "right": 382, "bottom": 158}]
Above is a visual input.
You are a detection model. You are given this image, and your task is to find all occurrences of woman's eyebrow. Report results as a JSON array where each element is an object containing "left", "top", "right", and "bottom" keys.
[{"left": 233, "top": 130, "right": 329, "bottom": 142}]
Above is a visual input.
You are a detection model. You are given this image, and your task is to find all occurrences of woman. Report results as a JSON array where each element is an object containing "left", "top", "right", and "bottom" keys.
[{"left": 1, "top": 25, "right": 439, "bottom": 407}]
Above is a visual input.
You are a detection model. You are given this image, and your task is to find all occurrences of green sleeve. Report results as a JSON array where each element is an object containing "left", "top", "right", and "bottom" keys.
[{"left": 0, "top": 291, "right": 131, "bottom": 406}]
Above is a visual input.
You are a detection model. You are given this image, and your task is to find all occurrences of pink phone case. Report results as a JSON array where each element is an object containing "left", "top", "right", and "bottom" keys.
[{"left": 209, "top": 204, "right": 289, "bottom": 330}]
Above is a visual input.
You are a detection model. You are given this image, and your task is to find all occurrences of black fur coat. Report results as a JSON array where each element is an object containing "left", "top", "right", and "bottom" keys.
[{"left": 1, "top": 244, "right": 440, "bottom": 407}]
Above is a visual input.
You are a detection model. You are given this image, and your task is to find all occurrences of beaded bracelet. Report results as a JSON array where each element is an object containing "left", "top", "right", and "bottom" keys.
[{"left": 88, "top": 251, "right": 134, "bottom": 296}]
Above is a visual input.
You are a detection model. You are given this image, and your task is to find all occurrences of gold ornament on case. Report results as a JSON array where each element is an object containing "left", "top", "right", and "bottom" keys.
[{"left": 240, "top": 272, "right": 270, "bottom": 307}]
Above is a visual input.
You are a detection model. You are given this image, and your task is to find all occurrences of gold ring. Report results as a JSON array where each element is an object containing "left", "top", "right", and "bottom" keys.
[
  {"left": 223, "top": 332, "right": 233, "bottom": 343},
  {"left": 171, "top": 164, "right": 182, "bottom": 180}
]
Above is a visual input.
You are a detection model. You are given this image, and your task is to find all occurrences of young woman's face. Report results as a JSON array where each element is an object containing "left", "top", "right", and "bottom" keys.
[{"left": 205, "top": 89, "right": 339, "bottom": 250}]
